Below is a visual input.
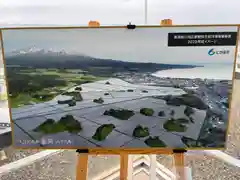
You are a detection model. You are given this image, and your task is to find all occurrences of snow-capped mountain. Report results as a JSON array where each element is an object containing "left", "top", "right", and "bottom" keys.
[{"left": 9, "top": 46, "right": 68, "bottom": 56}]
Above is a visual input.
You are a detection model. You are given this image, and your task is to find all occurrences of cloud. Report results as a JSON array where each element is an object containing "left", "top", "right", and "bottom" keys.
[{"left": 0, "top": 0, "right": 239, "bottom": 25}]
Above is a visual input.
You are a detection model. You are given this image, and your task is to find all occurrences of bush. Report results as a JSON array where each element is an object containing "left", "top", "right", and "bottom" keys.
[
  {"left": 105, "top": 81, "right": 111, "bottom": 85},
  {"left": 75, "top": 87, "right": 82, "bottom": 91},
  {"left": 68, "top": 100, "right": 76, "bottom": 107},
  {"left": 33, "top": 118, "right": 55, "bottom": 134},
  {"left": 141, "top": 90, "right": 148, "bottom": 93},
  {"left": 104, "top": 93, "right": 110, "bottom": 96},
  {"left": 184, "top": 106, "right": 194, "bottom": 117},
  {"left": 140, "top": 108, "right": 154, "bottom": 116},
  {"left": 132, "top": 125, "right": 149, "bottom": 138},
  {"left": 158, "top": 111, "right": 165, "bottom": 117},
  {"left": 62, "top": 91, "right": 83, "bottom": 101},
  {"left": 166, "top": 94, "right": 208, "bottom": 110},
  {"left": 92, "top": 124, "right": 115, "bottom": 141},
  {"left": 93, "top": 97, "right": 104, "bottom": 104},
  {"left": 127, "top": 89, "right": 134, "bottom": 92},
  {"left": 33, "top": 115, "right": 82, "bottom": 134},
  {"left": 163, "top": 119, "right": 187, "bottom": 132},
  {"left": 58, "top": 99, "right": 73, "bottom": 105},
  {"left": 59, "top": 115, "right": 82, "bottom": 133},
  {"left": 144, "top": 136, "right": 166, "bottom": 147},
  {"left": 103, "top": 109, "right": 134, "bottom": 120}
]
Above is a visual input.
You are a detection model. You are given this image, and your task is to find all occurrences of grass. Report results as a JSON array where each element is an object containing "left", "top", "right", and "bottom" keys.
[
  {"left": 8, "top": 68, "right": 104, "bottom": 107},
  {"left": 140, "top": 108, "right": 154, "bottom": 116},
  {"left": 33, "top": 115, "right": 82, "bottom": 134},
  {"left": 163, "top": 119, "right": 187, "bottom": 132},
  {"left": 103, "top": 108, "right": 135, "bottom": 120},
  {"left": 10, "top": 93, "right": 57, "bottom": 108},
  {"left": 92, "top": 124, "right": 115, "bottom": 141},
  {"left": 10, "top": 94, "right": 34, "bottom": 108},
  {"left": 144, "top": 136, "right": 166, "bottom": 147},
  {"left": 31, "top": 93, "right": 56, "bottom": 102},
  {"left": 93, "top": 97, "right": 104, "bottom": 104},
  {"left": 132, "top": 125, "right": 149, "bottom": 138}
]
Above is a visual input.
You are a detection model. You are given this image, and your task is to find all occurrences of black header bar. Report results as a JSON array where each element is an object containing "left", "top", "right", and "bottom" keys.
[{"left": 168, "top": 32, "right": 237, "bottom": 47}]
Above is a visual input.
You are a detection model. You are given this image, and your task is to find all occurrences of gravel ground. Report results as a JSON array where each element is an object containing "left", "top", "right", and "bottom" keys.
[
  {"left": 0, "top": 147, "right": 43, "bottom": 166},
  {"left": 185, "top": 155, "right": 240, "bottom": 180},
  {"left": 0, "top": 80, "right": 240, "bottom": 180},
  {"left": 223, "top": 79, "right": 240, "bottom": 158},
  {"left": 0, "top": 150, "right": 77, "bottom": 180},
  {"left": 88, "top": 155, "right": 120, "bottom": 179}
]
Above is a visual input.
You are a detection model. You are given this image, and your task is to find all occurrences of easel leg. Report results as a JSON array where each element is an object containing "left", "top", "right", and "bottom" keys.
[
  {"left": 120, "top": 154, "right": 128, "bottom": 180},
  {"left": 76, "top": 154, "right": 88, "bottom": 180},
  {"left": 127, "top": 155, "right": 134, "bottom": 180},
  {"left": 173, "top": 149, "right": 188, "bottom": 180},
  {"left": 173, "top": 153, "right": 185, "bottom": 180}
]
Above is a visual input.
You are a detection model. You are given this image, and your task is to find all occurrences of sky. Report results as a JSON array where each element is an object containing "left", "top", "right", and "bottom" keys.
[
  {"left": 0, "top": 0, "right": 239, "bottom": 26},
  {"left": 2, "top": 26, "right": 237, "bottom": 65},
  {"left": 0, "top": 0, "right": 239, "bottom": 65}
]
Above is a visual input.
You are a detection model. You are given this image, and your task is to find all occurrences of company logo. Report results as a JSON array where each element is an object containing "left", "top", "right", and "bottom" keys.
[
  {"left": 208, "top": 48, "right": 230, "bottom": 56},
  {"left": 208, "top": 48, "right": 216, "bottom": 56}
]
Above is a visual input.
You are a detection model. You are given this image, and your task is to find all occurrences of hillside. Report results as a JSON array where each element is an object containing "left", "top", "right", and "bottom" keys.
[{"left": 5, "top": 53, "right": 198, "bottom": 75}]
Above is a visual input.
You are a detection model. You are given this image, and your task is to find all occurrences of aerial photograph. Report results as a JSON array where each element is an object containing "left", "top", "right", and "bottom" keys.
[{"left": 1, "top": 27, "right": 237, "bottom": 149}]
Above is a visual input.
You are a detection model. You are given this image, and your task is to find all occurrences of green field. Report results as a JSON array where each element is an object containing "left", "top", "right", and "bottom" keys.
[{"left": 7, "top": 68, "right": 104, "bottom": 108}]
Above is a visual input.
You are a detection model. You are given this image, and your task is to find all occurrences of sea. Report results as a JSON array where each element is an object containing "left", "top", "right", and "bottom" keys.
[{"left": 152, "top": 64, "right": 235, "bottom": 80}]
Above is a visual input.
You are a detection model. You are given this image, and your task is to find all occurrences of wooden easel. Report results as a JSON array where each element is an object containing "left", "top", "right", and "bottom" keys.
[
  {"left": 75, "top": 149, "right": 187, "bottom": 180},
  {"left": 75, "top": 21, "right": 188, "bottom": 180}
]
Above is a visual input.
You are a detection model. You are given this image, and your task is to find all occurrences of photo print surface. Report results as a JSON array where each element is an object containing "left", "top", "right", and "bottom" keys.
[{"left": 1, "top": 26, "right": 238, "bottom": 149}]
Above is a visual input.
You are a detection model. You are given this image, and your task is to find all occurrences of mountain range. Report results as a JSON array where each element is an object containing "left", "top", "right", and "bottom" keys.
[{"left": 5, "top": 46, "right": 199, "bottom": 75}]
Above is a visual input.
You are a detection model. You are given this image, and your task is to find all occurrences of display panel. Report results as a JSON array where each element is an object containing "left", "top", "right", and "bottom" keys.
[{"left": 1, "top": 26, "right": 238, "bottom": 149}]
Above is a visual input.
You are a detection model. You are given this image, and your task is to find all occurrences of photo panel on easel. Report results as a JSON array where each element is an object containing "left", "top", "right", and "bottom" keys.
[{"left": 0, "top": 25, "right": 238, "bottom": 150}]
